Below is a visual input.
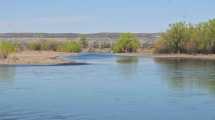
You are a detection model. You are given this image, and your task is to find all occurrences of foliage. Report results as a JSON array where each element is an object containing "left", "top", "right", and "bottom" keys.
[
  {"left": 113, "top": 33, "right": 140, "bottom": 53},
  {"left": 57, "top": 41, "right": 81, "bottom": 53},
  {"left": 0, "top": 41, "right": 16, "bottom": 58},
  {"left": 154, "top": 19, "right": 215, "bottom": 54}
]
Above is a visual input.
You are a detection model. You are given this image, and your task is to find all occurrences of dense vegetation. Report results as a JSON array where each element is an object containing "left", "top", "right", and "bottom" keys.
[
  {"left": 113, "top": 33, "right": 140, "bottom": 53},
  {"left": 154, "top": 19, "right": 215, "bottom": 54}
]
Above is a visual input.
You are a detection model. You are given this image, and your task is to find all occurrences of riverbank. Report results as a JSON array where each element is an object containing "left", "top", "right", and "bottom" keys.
[
  {"left": 153, "top": 54, "right": 215, "bottom": 60},
  {"left": 115, "top": 52, "right": 215, "bottom": 60},
  {"left": 0, "top": 51, "right": 77, "bottom": 65},
  {"left": 2, "top": 51, "right": 215, "bottom": 65}
]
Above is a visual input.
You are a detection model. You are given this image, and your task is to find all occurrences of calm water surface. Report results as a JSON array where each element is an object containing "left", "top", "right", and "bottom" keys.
[{"left": 1, "top": 53, "right": 215, "bottom": 120}]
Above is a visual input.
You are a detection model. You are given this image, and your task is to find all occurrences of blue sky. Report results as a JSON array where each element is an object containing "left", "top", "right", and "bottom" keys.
[{"left": 0, "top": 0, "right": 214, "bottom": 33}]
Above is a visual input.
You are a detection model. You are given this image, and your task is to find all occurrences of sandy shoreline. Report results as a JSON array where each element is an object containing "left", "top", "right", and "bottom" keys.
[{"left": 0, "top": 51, "right": 77, "bottom": 65}]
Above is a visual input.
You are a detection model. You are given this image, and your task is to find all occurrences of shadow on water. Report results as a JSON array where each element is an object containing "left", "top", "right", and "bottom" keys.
[
  {"left": 154, "top": 58, "right": 215, "bottom": 94},
  {"left": 116, "top": 56, "right": 139, "bottom": 78},
  {"left": 0, "top": 67, "right": 16, "bottom": 81},
  {"left": 0, "top": 62, "right": 89, "bottom": 68}
]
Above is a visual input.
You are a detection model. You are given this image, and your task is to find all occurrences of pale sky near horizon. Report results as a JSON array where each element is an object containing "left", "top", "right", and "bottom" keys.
[{"left": 0, "top": 0, "right": 214, "bottom": 33}]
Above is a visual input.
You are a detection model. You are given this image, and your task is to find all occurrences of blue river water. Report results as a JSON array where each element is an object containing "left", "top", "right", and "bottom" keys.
[{"left": 0, "top": 53, "right": 215, "bottom": 120}]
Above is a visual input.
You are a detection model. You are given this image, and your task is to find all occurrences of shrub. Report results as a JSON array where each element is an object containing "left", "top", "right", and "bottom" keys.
[
  {"left": 57, "top": 41, "right": 81, "bottom": 53},
  {"left": 113, "top": 33, "right": 140, "bottom": 53},
  {"left": 27, "top": 41, "right": 42, "bottom": 51},
  {"left": 27, "top": 40, "right": 61, "bottom": 51},
  {"left": 41, "top": 40, "right": 60, "bottom": 51},
  {"left": 0, "top": 41, "right": 16, "bottom": 59}
]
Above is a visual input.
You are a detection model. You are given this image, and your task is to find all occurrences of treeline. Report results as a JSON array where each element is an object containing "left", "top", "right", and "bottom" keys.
[
  {"left": 154, "top": 19, "right": 215, "bottom": 54},
  {"left": 0, "top": 33, "right": 143, "bottom": 58}
]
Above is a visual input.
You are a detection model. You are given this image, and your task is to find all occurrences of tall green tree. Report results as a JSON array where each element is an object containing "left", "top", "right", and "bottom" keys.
[{"left": 165, "top": 22, "right": 191, "bottom": 53}]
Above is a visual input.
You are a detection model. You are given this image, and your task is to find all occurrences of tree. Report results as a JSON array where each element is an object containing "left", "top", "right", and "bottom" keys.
[
  {"left": 206, "top": 19, "right": 215, "bottom": 53},
  {"left": 113, "top": 33, "right": 140, "bottom": 53},
  {"left": 154, "top": 22, "right": 191, "bottom": 53}
]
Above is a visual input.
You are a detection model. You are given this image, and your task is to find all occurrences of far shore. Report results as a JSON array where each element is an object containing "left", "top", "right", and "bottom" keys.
[{"left": 0, "top": 51, "right": 78, "bottom": 65}]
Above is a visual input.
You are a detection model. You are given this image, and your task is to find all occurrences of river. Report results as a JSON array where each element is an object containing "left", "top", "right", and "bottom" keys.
[{"left": 0, "top": 53, "right": 215, "bottom": 120}]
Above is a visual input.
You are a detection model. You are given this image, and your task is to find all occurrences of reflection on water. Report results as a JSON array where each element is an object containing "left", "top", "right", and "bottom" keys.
[
  {"left": 116, "top": 56, "right": 139, "bottom": 64},
  {"left": 116, "top": 56, "right": 139, "bottom": 78},
  {"left": 0, "top": 67, "right": 16, "bottom": 90},
  {"left": 154, "top": 58, "right": 215, "bottom": 93},
  {"left": 68, "top": 53, "right": 114, "bottom": 63},
  {"left": 0, "top": 67, "right": 16, "bottom": 81}
]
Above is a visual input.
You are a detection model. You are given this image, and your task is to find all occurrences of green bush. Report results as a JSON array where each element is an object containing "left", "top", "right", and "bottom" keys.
[
  {"left": 57, "top": 41, "right": 81, "bottom": 53},
  {"left": 113, "top": 33, "right": 140, "bottom": 53},
  {"left": 0, "top": 41, "right": 16, "bottom": 58}
]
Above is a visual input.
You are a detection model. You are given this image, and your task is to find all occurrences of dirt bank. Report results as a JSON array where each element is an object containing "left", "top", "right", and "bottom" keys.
[{"left": 0, "top": 51, "right": 77, "bottom": 65}]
